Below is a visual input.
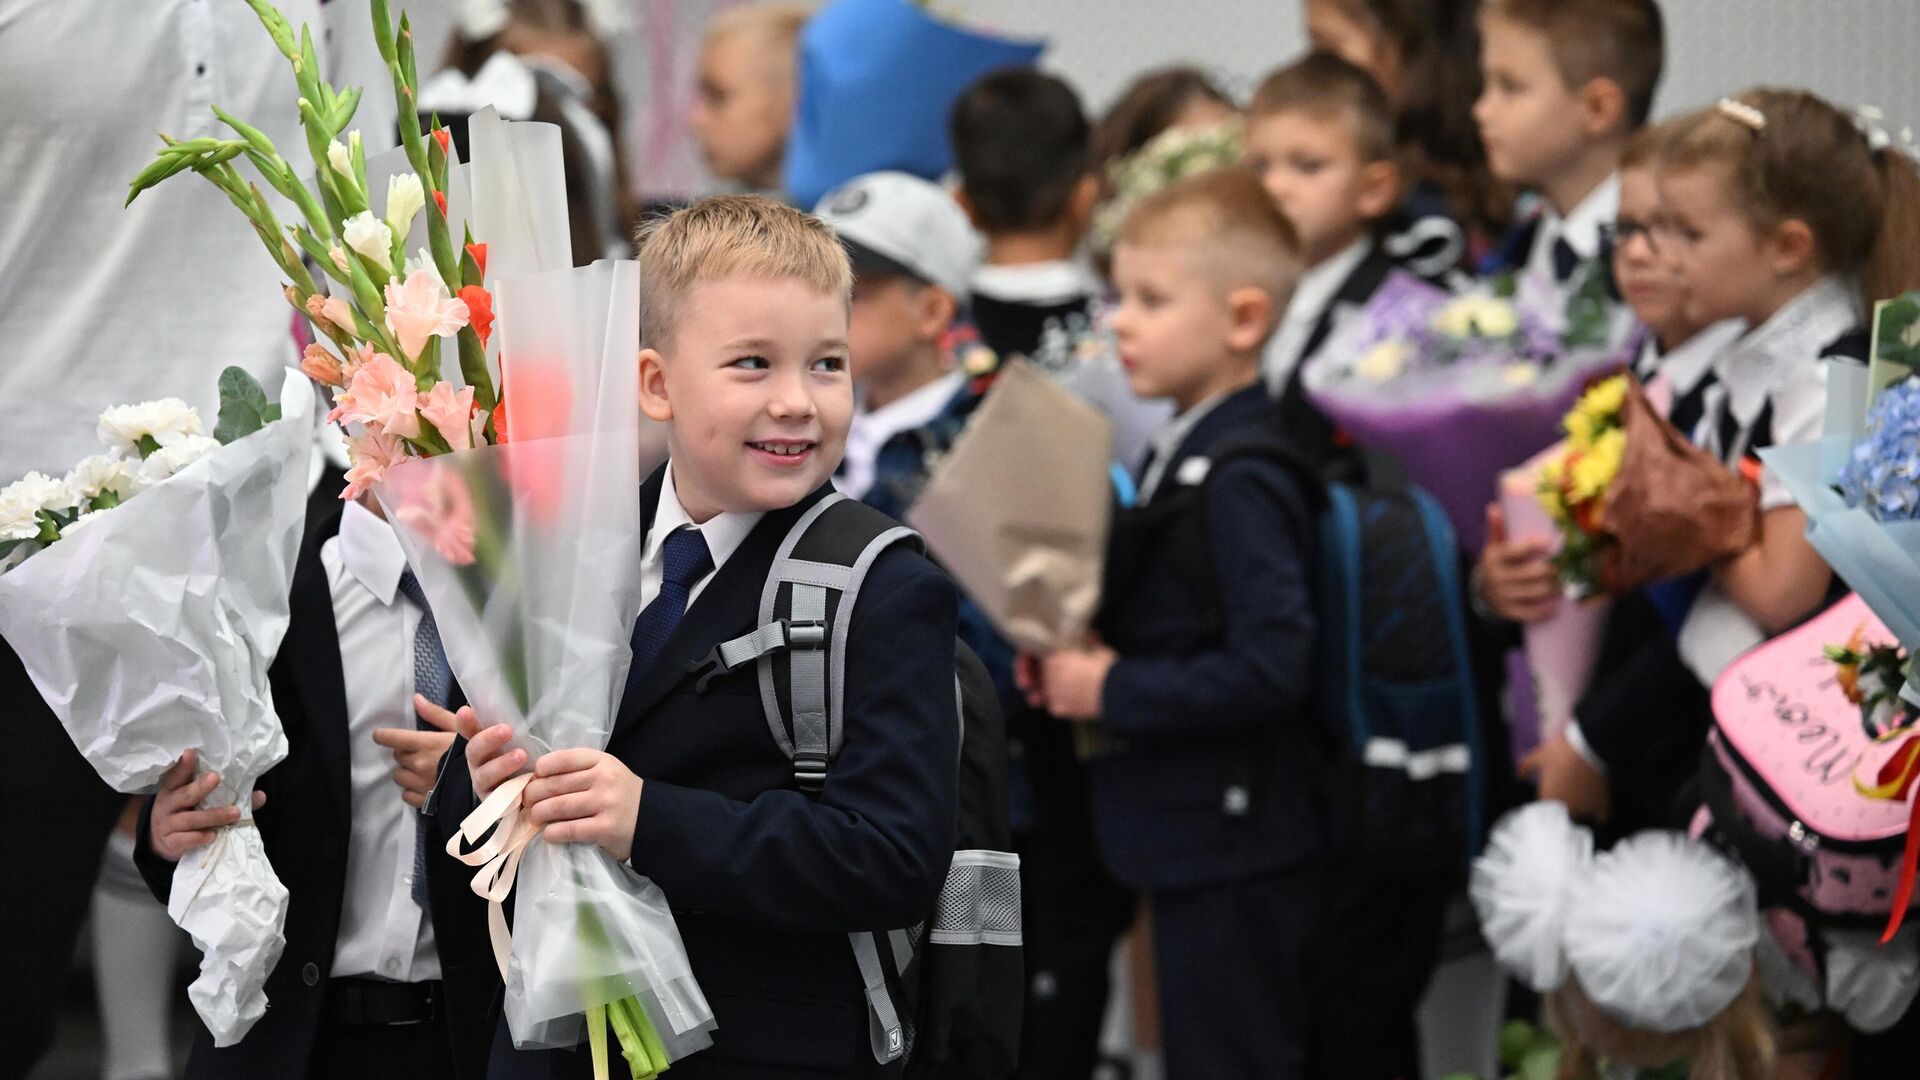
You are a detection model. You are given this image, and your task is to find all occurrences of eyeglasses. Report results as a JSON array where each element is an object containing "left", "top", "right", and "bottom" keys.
[{"left": 1600, "top": 217, "right": 1658, "bottom": 253}]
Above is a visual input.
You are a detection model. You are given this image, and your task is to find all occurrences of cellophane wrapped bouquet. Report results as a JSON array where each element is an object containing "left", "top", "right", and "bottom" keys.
[{"left": 113, "top": 1, "right": 711, "bottom": 1073}]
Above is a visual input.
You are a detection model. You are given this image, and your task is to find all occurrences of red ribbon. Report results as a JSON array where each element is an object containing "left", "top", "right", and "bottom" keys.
[{"left": 1882, "top": 793, "right": 1920, "bottom": 944}]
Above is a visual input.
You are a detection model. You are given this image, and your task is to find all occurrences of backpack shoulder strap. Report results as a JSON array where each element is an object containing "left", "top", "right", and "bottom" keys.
[{"left": 693, "top": 492, "right": 924, "bottom": 790}]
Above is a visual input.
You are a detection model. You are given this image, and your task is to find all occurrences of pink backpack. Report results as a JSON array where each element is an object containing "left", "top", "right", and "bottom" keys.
[{"left": 1697, "top": 593, "right": 1920, "bottom": 951}]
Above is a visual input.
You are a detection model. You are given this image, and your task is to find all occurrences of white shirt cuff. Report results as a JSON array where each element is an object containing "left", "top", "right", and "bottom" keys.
[{"left": 1564, "top": 720, "right": 1608, "bottom": 777}]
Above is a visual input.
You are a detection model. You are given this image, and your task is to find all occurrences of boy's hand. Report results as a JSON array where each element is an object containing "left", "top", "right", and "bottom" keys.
[
  {"left": 1014, "top": 653, "right": 1048, "bottom": 710},
  {"left": 1480, "top": 504, "right": 1561, "bottom": 624},
  {"left": 432, "top": 697, "right": 526, "bottom": 800},
  {"left": 521, "top": 750, "right": 645, "bottom": 862},
  {"left": 149, "top": 750, "right": 267, "bottom": 863},
  {"left": 1518, "top": 734, "right": 1610, "bottom": 824},
  {"left": 374, "top": 696, "right": 461, "bottom": 809},
  {"left": 1041, "top": 646, "right": 1117, "bottom": 722}
]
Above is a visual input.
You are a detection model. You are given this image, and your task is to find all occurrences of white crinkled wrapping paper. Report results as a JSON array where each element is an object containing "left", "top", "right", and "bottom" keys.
[{"left": 0, "top": 370, "right": 313, "bottom": 1046}]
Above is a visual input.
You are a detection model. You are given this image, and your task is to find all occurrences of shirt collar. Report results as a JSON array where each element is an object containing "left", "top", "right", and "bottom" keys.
[
  {"left": 1715, "top": 276, "right": 1860, "bottom": 420},
  {"left": 1545, "top": 173, "right": 1621, "bottom": 261},
  {"left": 1152, "top": 388, "right": 1235, "bottom": 460},
  {"left": 858, "top": 371, "right": 966, "bottom": 436},
  {"left": 1655, "top": 319, "right": 1747, "bottom": 396},
  {"left": 969, "top": 260, "right": 1103, "bottom": 306},
  {"left": 648, "top": 462, "right": 765, "bottom": 575},
  {"left": 338, "top": 498, "right": 409, "bottom": 606},
  {"left": 1284, "top": 238, "right": 1371, "bottom": 328}
]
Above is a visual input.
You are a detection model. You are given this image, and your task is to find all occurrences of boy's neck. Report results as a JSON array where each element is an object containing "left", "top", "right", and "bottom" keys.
[
  {"left": 1541, "top": 140, "right": 1623, "bottom": 221},
  {"left": 1741, "top": 268, "right": 1827, "bottom": 330},
  {"left": 1306, "top": 229, "right": 1370, "bottom": 273},
  {"left": 1172, "top": 354, "right": 1261, "bottom": 415},
  {"left": 863, "top": 344, "right": 948, "bottom": 411},
  {"left": 984, "top": 222, "right": 1082, "bottom": 268}
]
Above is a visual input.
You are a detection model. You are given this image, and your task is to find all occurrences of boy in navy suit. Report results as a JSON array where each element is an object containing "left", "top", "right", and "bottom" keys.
[
  {"left": 429, "top": 194, "right": 961, "bottom": 1079},
  {"left": 1023, "top": 167, "right": 1324, "bottom": 1080}
]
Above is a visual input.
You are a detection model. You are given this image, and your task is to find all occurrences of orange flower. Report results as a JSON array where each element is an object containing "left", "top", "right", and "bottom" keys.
[
  {"left": 432, "top": 127, "right": 451, "bottom": 156},
  {"left": 466, "top": 242, "right": 488, "bottom": 279},
  {"left": 432, "top": 189, "right": 447, "bottom": 217},
  {"left": 300, "top": 343, "right": 345, "bottom": 387},
  {"left": 459, "top": 285, "right": 495, "bottom": 349},
  {"left": 491, "top": 399, "right": 508, "bottom": 445}
]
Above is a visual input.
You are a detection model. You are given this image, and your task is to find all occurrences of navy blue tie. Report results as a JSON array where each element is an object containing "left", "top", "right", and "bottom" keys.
[
  {"left": 1551, "top": 236, "right": 1581, "bottom": 283},
  {"left": 395, "top": 568, "right": 451, "bottom": 909},
  {"left": 628, "top": 527, "right": 715, "bottom": 693}
]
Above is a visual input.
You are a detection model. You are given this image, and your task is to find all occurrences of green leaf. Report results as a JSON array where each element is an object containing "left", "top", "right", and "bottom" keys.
[
  {"left": 213, "top": 366, "right": 281, "bottom": 444},
  {"left": 241, "top": 0, "right": 299, "bottom": 60},
  {"left": 330, "top": 85, "right": 364, "bottom": 134},
  {"left": 135, "top": 434, "right": 162, "bottom": 459},
  {"left": 1497, "top": 1020, "right": 1535, "bottom": 1068},
  {"left": 1518, "top": 1043, "right": 1561, "bottom": 1080}
]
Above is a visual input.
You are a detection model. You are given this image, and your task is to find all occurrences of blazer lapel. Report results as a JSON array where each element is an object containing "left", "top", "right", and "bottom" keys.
[
  {"left": 610, "top": 480, "right": 833, "bottom": 739},
  {"left": 286, "top": 511, "right": 353, "bottom": 821}
]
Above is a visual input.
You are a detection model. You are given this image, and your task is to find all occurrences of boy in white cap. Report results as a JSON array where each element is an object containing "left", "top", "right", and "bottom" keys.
[{"left": 813, "top": 170, "right": 980, "bottom": 499}]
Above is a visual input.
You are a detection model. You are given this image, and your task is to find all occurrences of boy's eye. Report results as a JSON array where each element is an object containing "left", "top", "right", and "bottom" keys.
[
  {"left": 730, "top": 355, "right": 769, "bottom": 371},
  {"left": 1290, "top": 155, "right": 1327, "bottom": 175},
  {"left": 812, "top": 356, "right": 847, "bottom": 373}
]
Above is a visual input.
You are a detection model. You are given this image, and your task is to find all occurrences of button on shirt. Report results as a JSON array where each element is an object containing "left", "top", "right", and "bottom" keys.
[
  {"left": 0, "top": 0, "right": 325, "bottom": 476},
  {"left": 321, "top": 500, "right": 440, "bottom": 982},
  {"left": 642, "top": 464, "right": 766, "bottom": 611}
]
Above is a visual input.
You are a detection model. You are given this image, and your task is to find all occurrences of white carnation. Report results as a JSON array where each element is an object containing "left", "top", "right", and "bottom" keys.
[
  {"left": 67, "top": 453, "right": 142, "bottom": 503},
  {"left": 384, "top": 172, "right": 426, "bottom": 238},
  {"left": 0, "top": 471, "right": 76, "bottom": 541},
  {"left": 136, "top": 435, "right": 222, "bottom": 484},
  {"left": 343, "top": 212, "right": 395, "bottom": 265},
  {"left": 97, "top": 398, "right": 203, "bottom": 455}
]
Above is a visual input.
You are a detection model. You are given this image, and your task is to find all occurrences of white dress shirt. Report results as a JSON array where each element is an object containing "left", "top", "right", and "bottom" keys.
[
  {"left": 321, "top": 500, "right": 440, "bottom": 983},
  {"left": 836, "top": 371, "right": 965, "bottom": 500},
  {"left": 642, "top": 463, "right": 766, "bottom": 611},
  {"left": 0, "top": 0, "right": 326, "bottom": 477},
  {"left": 1263, "top": 237, "right": 1371, "bottom": 393},
  {"left": 1137, "top": 389, "right": 1234, "bottom": 504},
  {"left": 1521, "top": 173, "right": 1621, "bottom": 301},
  {"left": 969, "top": 259, "right": 1103, "bottom": 306}
]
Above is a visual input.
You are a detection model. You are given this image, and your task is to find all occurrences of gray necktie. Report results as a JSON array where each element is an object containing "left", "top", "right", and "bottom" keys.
[{"left": 395, "top": 568, "right": 450, "bottom": 909}]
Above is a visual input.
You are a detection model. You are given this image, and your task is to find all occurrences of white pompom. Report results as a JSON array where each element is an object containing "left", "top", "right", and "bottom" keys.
[
  {"left": 1471, "top": 802, "right": 1594, "bottom": 991},
  {"left": 1563, "top": 832, "right": 1759, "bottom": 1033}
]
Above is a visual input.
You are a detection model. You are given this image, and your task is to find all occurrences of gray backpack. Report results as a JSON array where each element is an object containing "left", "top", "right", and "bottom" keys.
[{"left": 692, "top": 493, "right": 1024, "bottom": 1076}]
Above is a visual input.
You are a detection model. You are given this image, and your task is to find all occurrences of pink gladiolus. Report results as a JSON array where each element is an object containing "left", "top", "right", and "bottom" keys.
[
  {"left": 321, "top": 296, "right": 356, "bottom": 335},
  {"left": 340, "top": 430, "right": 409, "bottom": 501},
  {"left": 419, "top": 381, "right": 477, "bottom": 452},
  {"left": 384, "top": 269, "right": 470, "bottom": 362},
  {"left": 329, "top": 350, "right": 421, "bottom": 439},
  {"left": 300, "top": 343, "right": 345, "bottom": 387},
  {"left": 386, "top": 461, "right": 478, "bottom": 565}
]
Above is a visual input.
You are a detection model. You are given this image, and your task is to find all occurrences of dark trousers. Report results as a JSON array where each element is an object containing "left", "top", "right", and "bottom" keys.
[
  {"left": 1149, "top": 864, "right": 1326, "bottom": 1080},
  {"left": 1013, "top": 714, "right": 1136, "bottom": 1080},
  {"left": 309, "top": 1016, "right": 458, "bottom": 1080},
  {"left": 0, "top": 638, "right": 124, "bottom": 1080},
  {"left": 1307, "top": 866, "right": 1452, "bottom": 1080}
]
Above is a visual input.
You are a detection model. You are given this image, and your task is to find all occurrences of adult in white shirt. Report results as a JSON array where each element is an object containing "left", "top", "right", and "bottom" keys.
[
  {"left": 136, "top": 497, "right": 495, "bottom": 1080},
  {"left": 0, "top": 3, "right": 328, "bottom": 1073}
]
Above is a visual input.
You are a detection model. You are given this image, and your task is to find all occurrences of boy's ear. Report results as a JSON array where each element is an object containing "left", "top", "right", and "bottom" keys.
[
  {"left": 637, "top": 347, "right": 674, "bottom": 423},
  {"left": 953, "top": 186, "right": 987, "bottom": 232},
  {"left": 1580, "top": 76, "right": 1629, "bottom": 139},
  {"left": 1068, "top": 173, "right": 1102, "bottom": 232},
  {"left": 1357, "top": 158, "right": 1401, "bottom": 221},
  {"left": 915, "top": 285, "right": 960, "bottom": 341},
  {"left": 1224, "top": 285, "right": 1276, "bottom": 353},
  {"left": 1765, "top": 218, "right": 1819, "bottom": 279}
]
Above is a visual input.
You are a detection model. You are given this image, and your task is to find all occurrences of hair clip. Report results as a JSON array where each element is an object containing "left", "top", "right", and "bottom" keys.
[
  {"left": 1716, "top": 98, "right": 1767, "bottom": 133},
  {"left": 1851, "top": 104, "right": 1920, "bottom": 165}
]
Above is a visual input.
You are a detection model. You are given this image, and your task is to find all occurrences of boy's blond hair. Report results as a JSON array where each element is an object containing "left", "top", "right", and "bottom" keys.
[
  {"left": 636, "top": 194, "right": 852, "bottom": 348},
  {"left": 1481, "top": 0, "right": 1665, "bottom": 127},
  {"left": 705, "top": 3, "right": 810, "bottom": 67},
  {"left": 1117, "top": 166, "right": 1304, "bottom": 335}
]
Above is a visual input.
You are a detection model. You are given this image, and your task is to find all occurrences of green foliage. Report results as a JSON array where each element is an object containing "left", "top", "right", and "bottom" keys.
[{"left": 212, "top": 367, "right": 282, "bottom": 444}]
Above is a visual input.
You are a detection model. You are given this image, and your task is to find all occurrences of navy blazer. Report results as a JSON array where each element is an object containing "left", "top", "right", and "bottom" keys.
[
  {"left": 1090, "top": 384, "right": 1325, "bottom": 891},
  {"left": 438, "top": 473, "right": 961, "bottom": 1079},
  {"left": 133, "top": 504, "right": 500, "bottom": 1080}
]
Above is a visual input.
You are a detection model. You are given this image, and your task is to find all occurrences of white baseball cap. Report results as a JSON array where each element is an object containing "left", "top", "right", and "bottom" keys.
[{"left": 813, "top": 171, "right": 981, "bottom": 301}]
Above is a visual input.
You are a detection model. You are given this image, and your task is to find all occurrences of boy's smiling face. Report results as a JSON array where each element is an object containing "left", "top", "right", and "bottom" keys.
[
  {"left": 1473, "top": 14, "right": 1588, "bottom": 190},
  {"left": 639, "top": 274, "right": 852, "bottom": 522}
]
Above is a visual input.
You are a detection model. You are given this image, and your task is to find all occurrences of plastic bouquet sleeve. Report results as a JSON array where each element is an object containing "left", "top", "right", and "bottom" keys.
[
  {"left": 907, "top": 360, "right": 1115, "bottom": 654},
  {"left": 1762, "top": 439, "right": 1920, "bottom": 651},
  {"left": 380, "top": 260, "right": 714, "bottom": 1066},
  {"left": 1498, "top": 455, "right": 1611, "bottom": 763},
  {"left": 0, "top": 371, "right": 315, "bottom": 1046}
]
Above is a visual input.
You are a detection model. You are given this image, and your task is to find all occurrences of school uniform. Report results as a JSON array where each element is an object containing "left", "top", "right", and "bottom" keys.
[
  {"left": 132, "top": 500, "right": 498, "bottom": 1080},
  {"left": 967, "top": 259, "right": 1104, "bottom": 367},
  {"left": 1480, "top": 175, "right": 1620, "bottom": 300},
  {"left": 1092, "top": 382, "right": 1326, "bottom": 1080},
  {"left": 1262, "top": 237, "right": 1401, "bottom": 478},
  {"left": 444, "top": 463, "right": 960, "bottom": 1080},
  {"left": 1677, "top": 276, "right": 1862, "bottom": 684},
  {"left": 837, "top": 371, "right": 966, "bottom": 500}
]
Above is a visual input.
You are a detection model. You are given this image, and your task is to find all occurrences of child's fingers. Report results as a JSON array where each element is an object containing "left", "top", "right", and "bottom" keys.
[
  {"left": 464, "top": 723, "right": 514, "bottom": 769},
  {"left": 165, "top": 829, "right": 220, "bottom": 853},
  {"left": 1485, "top": 503, "right": 1507, "bottom": 546},
  {"left": 523, "top": 769, "right": 595, "bottom": 805},
  {"left": 1516, "top": 746, "right": 1545, "bottom": 780},
  {"left": 161, "top": 771, "right": 222, "bottom": 812},
  {"left": 532, "top": 749, "right": 601, "bottom": 777},
  {"left": 252, "top": 790, "right": 267, "bottom": 811},
  {"left": 450, "top": 705, "right": 484, "bottom": 742},
  {"left": 372, "top": 727, "right": 440, "bottom": 752},
  {"left": 413, "top": 694, "right": 463, "bottom": 733},
  {"left": 527, "top": 792, "right": 598, "bottom": 826},
  {"left": 158, "top": 751, "right": 198, "bottom": 792},
  {"left": 391, "top": 766, "right": 435, "bottom": 796},
  {"left": 164, "top": 805, "right": 245, "bottom": 834},
  {"left": 472, "top": 746, "right": 528, "bottom": 796}
]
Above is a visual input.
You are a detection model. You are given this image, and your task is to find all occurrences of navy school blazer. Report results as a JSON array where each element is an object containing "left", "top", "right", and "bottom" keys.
[
  {"left": 1090, "top": 384, "right": 1327, "bottom": 892},
  {"left": 435, "top": 471, "right": 961, "bottom": 1079}
]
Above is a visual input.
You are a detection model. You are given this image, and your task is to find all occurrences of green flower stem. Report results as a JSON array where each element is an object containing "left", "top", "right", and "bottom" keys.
[
  {"left": 457, "top": 330, "right": 495, "bottom": 412},
  {"left": 291, "top": 226, "right": 354, "bottom": 289}
]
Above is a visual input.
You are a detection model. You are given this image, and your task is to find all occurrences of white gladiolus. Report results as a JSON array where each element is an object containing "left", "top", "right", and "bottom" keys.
[
  {"left": 96, "top": 399, "right": 203, "bottom": 456},
  {"left": 328, "top": 139, "right": 353, "bottom": 180},
  {"left": 343, "top": 212, "right": 394, "bottom": 265},
  {"left": 136, "top": 436, "right": 223, "bottom": 485},
  {"left": 384, "top": 172, "right": 426, "bottom": 239},
  {"left": 403, "top": 246, "right": 444, "bottom": 285}
]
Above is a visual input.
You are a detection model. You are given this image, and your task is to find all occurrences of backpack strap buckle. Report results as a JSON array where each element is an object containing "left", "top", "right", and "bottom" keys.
[{"left": 692, "top": 618, "right": 829, "bottom": 693}]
